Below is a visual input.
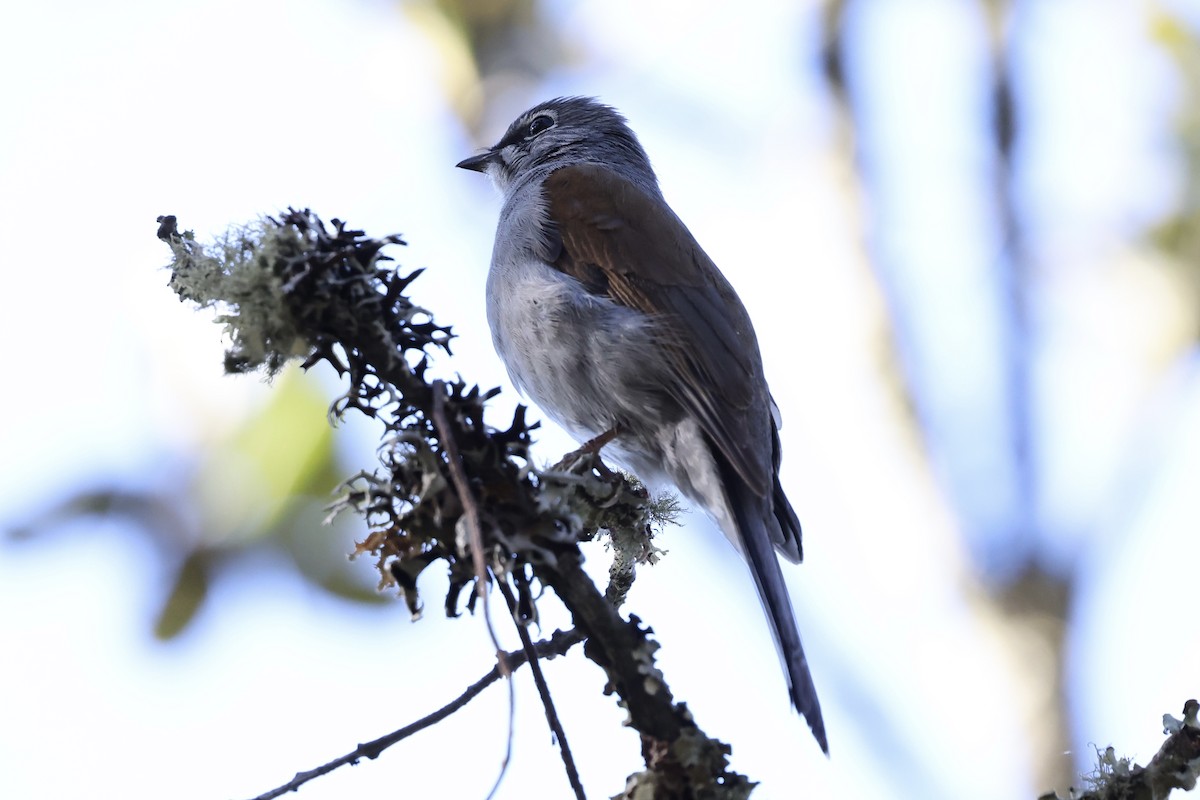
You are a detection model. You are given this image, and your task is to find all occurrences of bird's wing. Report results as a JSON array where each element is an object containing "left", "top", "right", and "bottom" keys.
[
  {"left": 542, "top": 164, "right": 771, "bottom": 494},
  {"left": 544, "top": 165, "right": 823, "bottom": 750}
]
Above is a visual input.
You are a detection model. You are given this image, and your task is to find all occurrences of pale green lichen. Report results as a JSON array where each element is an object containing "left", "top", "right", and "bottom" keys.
[
  {"left": 1080, "top": 745, "right": 1135, "bottom": 794},
  {"left": 162, "top": 216, "right": 314, "bottom": 376}
]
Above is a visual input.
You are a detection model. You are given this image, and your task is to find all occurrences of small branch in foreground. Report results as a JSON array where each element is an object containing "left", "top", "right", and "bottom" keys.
[
  {"left": 245, "top": 628, "right": 586, "bottom": 800},
  {"left": 434, "top": 370, "right": 586, "bottom": 799},
  {"left": 1038, "top": 699, "right": 1200, "bottom": 800}
]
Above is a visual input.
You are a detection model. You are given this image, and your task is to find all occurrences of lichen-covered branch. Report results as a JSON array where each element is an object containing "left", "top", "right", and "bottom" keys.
[
  {"left": 158, "top": 210, "right": 750, "bottom": 798},
  {"left": 1038, "top": 700, "right": 1200, "bottom": 800}
]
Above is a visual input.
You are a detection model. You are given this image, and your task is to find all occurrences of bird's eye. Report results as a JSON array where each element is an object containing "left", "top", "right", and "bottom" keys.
[{"left": 527, "top": 114, "right": 554, "bottom": 137}]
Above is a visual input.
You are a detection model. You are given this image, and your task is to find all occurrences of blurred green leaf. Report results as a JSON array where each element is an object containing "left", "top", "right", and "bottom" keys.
[
  {"left": 154, "top": 549, "right": 211, "bottom": 640},
  {"left": 192, "top": 367, "right": 337, "bottom": 546}
]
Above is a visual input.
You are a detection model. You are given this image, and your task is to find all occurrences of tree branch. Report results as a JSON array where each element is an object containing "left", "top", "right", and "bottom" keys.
[
  {"left": 1039, "top": 700, "right": 1200, "bottom": 800},
  {"left": 160, "top": 210, "right": 750, "bottom": 799}
]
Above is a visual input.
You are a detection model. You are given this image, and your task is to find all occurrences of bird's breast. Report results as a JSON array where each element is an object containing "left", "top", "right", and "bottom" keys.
[{"left": 485, "top": 254, "right": 681, "bottom": 446}]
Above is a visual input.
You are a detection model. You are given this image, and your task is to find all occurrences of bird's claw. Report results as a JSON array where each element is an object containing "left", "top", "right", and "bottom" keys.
[{"left": 555, "top": 426, "right": 621, "bottom": 477}]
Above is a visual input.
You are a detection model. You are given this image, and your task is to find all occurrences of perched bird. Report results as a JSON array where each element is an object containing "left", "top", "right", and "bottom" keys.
[{"left": 457, "top": 96, "right": 827, "bottom": 752}]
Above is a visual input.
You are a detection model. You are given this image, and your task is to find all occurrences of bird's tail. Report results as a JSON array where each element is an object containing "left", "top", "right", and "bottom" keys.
[{"left": 731, "top": 482, "right": 828, "bottom": 754}]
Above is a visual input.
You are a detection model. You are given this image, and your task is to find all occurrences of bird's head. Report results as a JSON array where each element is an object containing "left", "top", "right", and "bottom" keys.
[{"left": 456, "top": 96, "right": 657, "bottom": 196}]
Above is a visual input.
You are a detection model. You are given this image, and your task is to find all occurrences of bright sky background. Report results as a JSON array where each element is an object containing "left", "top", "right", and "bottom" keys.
[{"left": 2, "top": 1, "right": 1197, "bottom": 799}]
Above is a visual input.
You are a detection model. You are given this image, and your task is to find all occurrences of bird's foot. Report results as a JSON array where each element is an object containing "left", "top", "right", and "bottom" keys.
[{"left": 555, "top": 426, "right": 621, "bottom": 477}]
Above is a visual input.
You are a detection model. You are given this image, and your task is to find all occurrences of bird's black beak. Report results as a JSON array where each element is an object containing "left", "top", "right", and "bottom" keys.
[{"left": 456, "top": 151, "right": 495, "bottom": 173}]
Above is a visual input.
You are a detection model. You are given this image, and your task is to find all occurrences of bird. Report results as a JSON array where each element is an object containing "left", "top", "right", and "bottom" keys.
[{"left": 457, "top": 96, "right": 827, "bottom": 753}]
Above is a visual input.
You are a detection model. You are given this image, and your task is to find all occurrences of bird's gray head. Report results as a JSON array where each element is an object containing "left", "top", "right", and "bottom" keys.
[{"left": 456, "top": 97, "right": 659, "bottom": 197}]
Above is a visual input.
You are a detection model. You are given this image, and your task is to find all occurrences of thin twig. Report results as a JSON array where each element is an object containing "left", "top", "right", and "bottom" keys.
[
  {"left": 431, "top": 379, "right": 507, "bottom": 668},
  {"left": 244, "top": 629, "right": 585, "bottom": 800},
  {"left": 430, "top": 379, "right": 516, "bottom": 800},
  {"left": 486, "top": 662, "right": 517, "bottom": 800},
  {"left": 497, "top": 580, "right": 587, "bottom": 800}
]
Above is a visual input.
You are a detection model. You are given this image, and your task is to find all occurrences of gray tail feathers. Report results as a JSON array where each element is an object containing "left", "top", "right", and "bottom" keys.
[{"left": 732, "top": 482, "right": 828, "bottom": 754}]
